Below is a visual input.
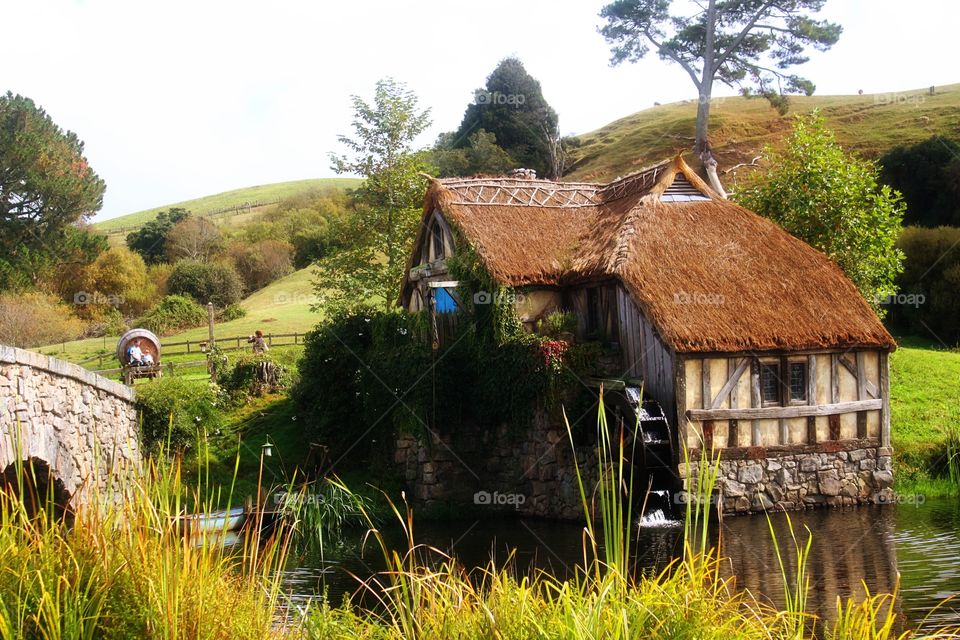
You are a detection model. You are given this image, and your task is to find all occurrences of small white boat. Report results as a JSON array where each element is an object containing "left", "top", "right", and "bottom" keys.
[{"left": 180, "top": 507, "right": 247, "bottom": 535}]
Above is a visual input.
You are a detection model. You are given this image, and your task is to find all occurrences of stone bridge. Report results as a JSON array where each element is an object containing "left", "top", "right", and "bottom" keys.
[{"left": 0, "top": 345, "right": 141, "bottom": 514}]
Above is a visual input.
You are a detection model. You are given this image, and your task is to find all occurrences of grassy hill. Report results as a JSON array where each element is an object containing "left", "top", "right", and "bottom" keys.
[
  {"left": 40, "top": 266, "right": 322, "bottom": 366},
  {"left": 565, "top": 84, "right": 960, "bottom": 184},
  {"left": 93, "top": 178, "right": 362, "bottom": 235}
]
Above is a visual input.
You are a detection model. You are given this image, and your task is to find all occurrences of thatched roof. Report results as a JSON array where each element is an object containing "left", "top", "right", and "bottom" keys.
[{"left": 403, "top": 156, "right": 895, "bottom": 354}]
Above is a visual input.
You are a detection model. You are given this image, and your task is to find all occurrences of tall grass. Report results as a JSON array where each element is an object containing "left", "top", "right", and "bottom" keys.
[{"left": 0, "top": 452, "right": 291, "bottom": 640}]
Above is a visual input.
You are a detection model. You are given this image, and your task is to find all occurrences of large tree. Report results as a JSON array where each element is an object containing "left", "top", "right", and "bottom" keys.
[
  {"left": 599, "top": 0, "right": 841, "bottom": 196},
  {"left": 453, "top": 58, "right": 561, "bottom": 178},
  {"left": 323, "top": 78, "right": 432, "bottom": 313},
  {"left": 0, "top": 92, "right": 106, "bottom": 285},
  {"left": 126, "top": 207, "right": 190, "bottom": 264},
  {"left": 735, "top": 113, "right": 905, "bottom": 313}
]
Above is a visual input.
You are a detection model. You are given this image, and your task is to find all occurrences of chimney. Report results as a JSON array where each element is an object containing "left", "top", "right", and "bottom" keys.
[{"left": 507, "top": 168, "right": 537, "bottom": 180}]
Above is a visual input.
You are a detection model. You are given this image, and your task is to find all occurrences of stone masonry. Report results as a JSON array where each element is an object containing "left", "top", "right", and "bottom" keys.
[
  {"left": 395, "top": 410, "right": 600, "bottom": 520},
  {"left": 0, "top": 345, "right": 141, "bottom": 509},
  {"left": 680, "top": 440, "right": 894, "bottom": 514}
]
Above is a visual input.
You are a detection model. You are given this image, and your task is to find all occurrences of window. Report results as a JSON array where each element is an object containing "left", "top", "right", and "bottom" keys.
[
  {"left": 788, "top": 361, "right": 808, "bottom": 403},
  {"left": 760, "top": 362, "right": 781, "bottom": 406},
  {"left": 433, "top": 287, "right": 458, "bottom": 314},
  {"left": 431, "top": 220, "right": 444, "bottom": 261},
  {"left": 585, "top": 287, "right": 600, "bottom": 337}
]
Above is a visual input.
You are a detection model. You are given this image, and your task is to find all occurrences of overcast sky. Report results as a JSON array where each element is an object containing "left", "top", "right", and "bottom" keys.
[{"left": 3, "top": 0, "right": 957, "bottom": 221}]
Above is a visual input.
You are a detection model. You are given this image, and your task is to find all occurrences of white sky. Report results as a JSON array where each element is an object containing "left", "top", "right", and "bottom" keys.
[{"left": 2, "top": 0, "right": 957, "bottom": 221}]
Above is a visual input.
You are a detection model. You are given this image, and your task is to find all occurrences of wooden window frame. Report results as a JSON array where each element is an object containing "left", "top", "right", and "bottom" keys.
[
  {"left": 759, "top": 359, "right": 781, "bottom": 407},
  {"left": 786, "top": 357, "right": 808, "bottom": 405}
]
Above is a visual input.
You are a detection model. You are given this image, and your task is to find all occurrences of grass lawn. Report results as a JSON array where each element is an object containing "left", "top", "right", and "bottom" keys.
[
  {"left": 566, "top": 83, "right": 960, "bottom": 182},
  {"left": 38, "top": 266, "right": 322, "bottom": 366},
  {"left": 890, "top": 336, "right": 960, "bottom": 496},
  {"left": 92, "top": 177, "right": 361, "bottom": 234}
]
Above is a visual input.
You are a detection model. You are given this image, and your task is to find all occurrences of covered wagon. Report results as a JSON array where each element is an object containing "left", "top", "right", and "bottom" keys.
[{"left": 117, "top": 329, "right": 162, "bottom": 385}]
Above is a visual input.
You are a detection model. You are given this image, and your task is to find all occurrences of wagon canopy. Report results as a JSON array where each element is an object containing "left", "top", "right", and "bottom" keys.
[{"left": 116, "top": 328, "right": 162, "bottom": 365}]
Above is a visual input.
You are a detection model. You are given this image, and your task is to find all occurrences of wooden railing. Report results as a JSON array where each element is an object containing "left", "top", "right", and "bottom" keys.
[{"left": 86, "top": 332, "right": 306, "bottom": 372}]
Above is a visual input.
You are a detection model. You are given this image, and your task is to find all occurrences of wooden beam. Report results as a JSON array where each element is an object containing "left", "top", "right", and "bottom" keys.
[
  {"left": 855, "top": 352, "right": 867, "bottom": 400},
  {"left": 880, "top": 351, "right": 891, "bottom": 447},
  {"left": 750, "top": 358, "right": 761, "bottom": 446},
  {"left": 701, "top": 359, "right": 711, "bottom": 410},
  {"left": 729, "top": 419, "right": 739, "bottom": 448},
  {"left": 728, "top": 358, "right": 739, "bottom": 408},
  {"left": 779, "top": 356, "right": 789, "bottom": 444},
  {"left": 710, "top": 357, "right": 749, "bottom": 409},
  {"left": 686, "top": 399, "right": 882, "bottom": 422},
  {"left": 675, "top": 357, "right": 688, "bottom": 455},
  {"left": 807, "top": 355, "right": 817, "bottom": 405},
  {"left": 806, "top": 416, "right": 817, "bottom": 444},
  {"left": 841, "top": 351, "right": 878, "bottom": 399},
  {"left": 831, "top": 354, "right": 839, "bottom": 404}
]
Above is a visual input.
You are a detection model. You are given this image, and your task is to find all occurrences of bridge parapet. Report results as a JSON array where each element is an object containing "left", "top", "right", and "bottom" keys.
[{"left": 0, "top": 345, "right": 141, "bottom": 509}]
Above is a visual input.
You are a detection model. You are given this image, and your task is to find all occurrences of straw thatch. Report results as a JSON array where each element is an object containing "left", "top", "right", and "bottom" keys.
[{"left": 402, "top": 156, "right": 894, "bottom": 354}]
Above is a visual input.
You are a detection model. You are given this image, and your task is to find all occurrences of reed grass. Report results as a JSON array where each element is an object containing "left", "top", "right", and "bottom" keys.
[
  {"left": 0, "top": 453, "right": 291, "bottom": 640},
  {"left": 1, "top": 398, "right": 955, "bottom": 638}
]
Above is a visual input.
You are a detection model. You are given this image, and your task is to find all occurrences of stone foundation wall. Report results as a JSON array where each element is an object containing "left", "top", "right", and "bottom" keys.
[
  {"left": 394, "top": 411, "right": 599, "bottom": 520},
  {"left": 680, "top": 440, "right": 893, "bottom": 514},
  {"left": 0, "top": 345, "right": 141, "bottom": 508}
]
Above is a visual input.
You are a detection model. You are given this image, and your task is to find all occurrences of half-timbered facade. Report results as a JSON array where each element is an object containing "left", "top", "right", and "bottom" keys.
[{"left": 400, "top": 156, "right": 896, "bottom": 513}]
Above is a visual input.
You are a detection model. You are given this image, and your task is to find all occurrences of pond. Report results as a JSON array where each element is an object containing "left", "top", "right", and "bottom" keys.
[{"left": 279, "top": 498, "right": 960, "bottom": 629}]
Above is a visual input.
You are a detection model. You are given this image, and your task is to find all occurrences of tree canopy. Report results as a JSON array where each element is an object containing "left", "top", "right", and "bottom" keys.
[
  {"left": 126, "top": 207, "right": 191, "bottom": 264},
  {"left": 599, "top": 0, "right": 841, "bottom": 194},
  {"left": 0, "top": 92, "right": 106, "bottom": 256},
  {"left": 879, "top": 136, "right": 960, "bottom": 228},
  {"left": 452, "top": 58, "right": 561, "bottom": 178},
  {"left": 322, "top": 78, "right": 432, "bottom": 313},
  {"left": 735, "top": 113, "right": 904, "bottom": 313}
]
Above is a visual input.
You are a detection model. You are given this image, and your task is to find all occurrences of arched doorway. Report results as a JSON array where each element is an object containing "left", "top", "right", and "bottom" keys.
[{"left": 0, "top": 458, "right": 73, "bottom": 524}]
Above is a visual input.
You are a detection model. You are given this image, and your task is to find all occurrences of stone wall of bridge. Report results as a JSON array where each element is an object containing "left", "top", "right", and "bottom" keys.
[{"left": 0, "top": 345, "right": 140, "bottom": 510}]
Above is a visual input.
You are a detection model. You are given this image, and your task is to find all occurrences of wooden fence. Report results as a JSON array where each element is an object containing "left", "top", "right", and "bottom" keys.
[{"left": 86, "top": 332, "right": 306, "bottom": 372}]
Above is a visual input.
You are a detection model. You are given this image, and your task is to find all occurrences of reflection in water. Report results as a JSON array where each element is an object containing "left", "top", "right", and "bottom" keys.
[
  {"left": 719, "top": 506, "right": 900, "bottom": 626},
  {"left": 280, "top": 500, "right": 960, "bottom": 628}
]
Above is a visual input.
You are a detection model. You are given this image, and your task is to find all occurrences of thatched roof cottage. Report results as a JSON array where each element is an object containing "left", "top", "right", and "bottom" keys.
[{"left": 400, "top": 156, "right": 895, "bottom": 514}]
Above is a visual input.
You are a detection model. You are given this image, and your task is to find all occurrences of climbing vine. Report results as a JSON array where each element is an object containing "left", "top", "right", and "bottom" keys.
[{"left": 292, "top": 258, "right": 601, "bottom": 469}]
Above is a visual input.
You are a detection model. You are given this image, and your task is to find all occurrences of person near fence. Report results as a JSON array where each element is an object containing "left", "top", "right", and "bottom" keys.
[{"left": 248, "top": 329, "right": 269, "bottom": 354}]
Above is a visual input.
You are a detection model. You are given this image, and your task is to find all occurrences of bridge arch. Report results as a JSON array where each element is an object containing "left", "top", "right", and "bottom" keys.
[{"left": 0, "top": 345, "right": 141, "bottom": 511}]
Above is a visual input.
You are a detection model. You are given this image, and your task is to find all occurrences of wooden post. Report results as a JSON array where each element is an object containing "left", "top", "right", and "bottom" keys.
[
  {"left": 207, "top": 303, "right": 216, "bottom": 347},
  {"left": 675, "top": 357, "right": 687, "bottom": 459},
  {"left": 207, "top": 302, "right": 216, "bottom": 382},
  {"left": 855, "top": 351, "right": 868, "bottom": 438},
  {"left": 728, "top": 358, "right": 739, "bottom": 447},
  {"left": 880, "top": 351, "right": 891, "bottom": 447},
  {"left": 750, "top": 358, "right": 761, "bottom": 446}
]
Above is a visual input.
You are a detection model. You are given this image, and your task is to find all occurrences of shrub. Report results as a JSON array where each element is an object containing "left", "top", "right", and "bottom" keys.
[
  {"left": 217, "top": 302, "right": 246, "bottom": 322},
  {"left": 888, "top": 226, "right": 960, "bottom": 345},
  {"left": 167, "top": 260, "right": 244, "bottom": 308},
  {"left": 136, "top": 295, "right": 207, "bottom": 335},
  {"left": 135, "top": 377, "right": 222, "bottom": 453},
  {"left": 226, "top": 239, "right": 294, "bottom": 291},
  {"left": 220, "top": 353, "right": 289, "bottom": 404},
  {"left": 79, "top": 246, "right": 157, "bottom": 317},
  {"left": 292, "top": 305, "right": 597, "bottom": 470},
  {"left": 84, "top": 307, "right": 128, "bottom": 338},
  {"left": 0, "top": 292, "right": 85, "bottom": 347}
]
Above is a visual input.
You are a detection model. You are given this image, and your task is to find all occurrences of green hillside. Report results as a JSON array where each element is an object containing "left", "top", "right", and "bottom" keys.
[
  {"left": 93, "top": 178, "right": 362, "bottom": 234},
  {"left": 565, "top": 84, "right": 960, "bottom": 184},
  {"left": 40, "top": 266, "right": 322, "bottom": 366}
]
